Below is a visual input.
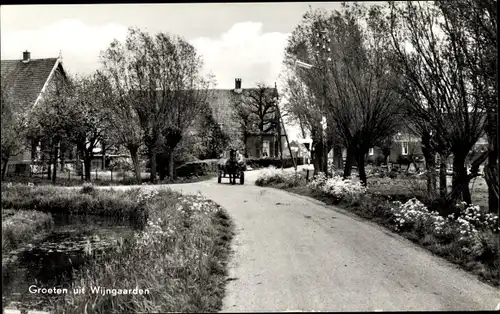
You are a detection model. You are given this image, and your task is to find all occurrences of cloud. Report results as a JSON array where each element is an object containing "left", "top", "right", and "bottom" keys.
[
  {"left": 190, "top": 21, "right": 290, "bottom": 89},
  {"left": 1, "top": 19, "right": 128, "bottom": 76}
]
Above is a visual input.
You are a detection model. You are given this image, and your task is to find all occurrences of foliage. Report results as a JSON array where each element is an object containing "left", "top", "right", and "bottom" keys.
[
  {"left": 255, "top": 166, "right": 304, "bottom": 187},
  {"left": 307, "top": 172, "right": 367, "bottom": 202},
  {"left": 176, "top": 160, "right": 217, "bottom": 178},
  {"left": 1, "top": 86, "right": 29, "bottom": 179},
  {"left": 283, "top": 3, "right": 405, "bottom": 184},
  {"left": 197, "top": 108, "right": 231, "bottom": 160},
  {"left": 100, "top": 27, "right": 215, "bottom": 182},
  {"left": 387, "top": 1, "right": 493, "bottom": 206},
  {"left": 108, "top": 157, "right": 135, "bottom": 172},
  {"left": 1, "top": 185, "right": 147, "bottom": 222},
  {"left": 245, "top": 157, "right": 304, "bottom": 169},
  {"left": 50, "top": 190, "right": 234, "bottom": 313}
]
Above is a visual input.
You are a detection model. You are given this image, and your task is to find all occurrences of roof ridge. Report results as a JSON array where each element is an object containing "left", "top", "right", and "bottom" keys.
[{"left": 1, "top": 57, "right": 58, "bottom": 62}]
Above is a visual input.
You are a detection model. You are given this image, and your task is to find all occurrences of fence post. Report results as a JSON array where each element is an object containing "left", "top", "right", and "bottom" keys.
[
  {"left": 111, "top": 169, "right": 113, "bottom": 181},
  {"left": 306, "top": 169, "right": 310, "bottom": 183},
  {"left": 95, "top": 168, "right": 98, "bottom": 181}
]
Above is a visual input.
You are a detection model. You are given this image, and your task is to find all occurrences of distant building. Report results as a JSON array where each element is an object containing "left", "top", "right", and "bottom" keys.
[{"left": 206, "top": 78, "right": 286, "bottom": 158}]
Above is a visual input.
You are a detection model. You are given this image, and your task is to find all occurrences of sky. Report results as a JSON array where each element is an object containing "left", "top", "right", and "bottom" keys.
[
  {"left": 1, "top": 2, "right": 348, "bottom": 90},
  {"left": 1, "top": 2, "right": 362, "bottom": 140}
]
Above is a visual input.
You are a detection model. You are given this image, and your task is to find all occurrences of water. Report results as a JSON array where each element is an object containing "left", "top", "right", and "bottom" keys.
[{"left": 2, "top": 214, "right": 138, "bottom": 311}]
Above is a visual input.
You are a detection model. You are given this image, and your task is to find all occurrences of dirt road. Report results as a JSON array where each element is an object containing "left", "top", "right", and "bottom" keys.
[{"left": 97, "top": 168, "right": 500, "bottom": 311}]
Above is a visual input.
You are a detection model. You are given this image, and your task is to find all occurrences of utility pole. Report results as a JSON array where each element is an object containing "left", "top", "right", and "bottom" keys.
[
  {"left": 275, "top": 82, "right": 296, "bottom": 173},
  {"left": 315, "top": 27, "right": 332, "bottom": 176}
]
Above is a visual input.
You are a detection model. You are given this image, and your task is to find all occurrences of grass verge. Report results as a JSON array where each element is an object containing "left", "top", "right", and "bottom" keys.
[
  {"left": 2, "top": 172, "right": 217, "bottom": 187},
  {"left": 1, "top": 185, "right": 148, "bottom": 223}
]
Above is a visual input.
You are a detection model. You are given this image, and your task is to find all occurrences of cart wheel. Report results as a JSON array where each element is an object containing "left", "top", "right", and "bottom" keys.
[
  {"left": 240, "top": 172, "right": 245, "bottom": 185},
  {"left": 218, "top": 171, "right": 222, "bottom": 183}
]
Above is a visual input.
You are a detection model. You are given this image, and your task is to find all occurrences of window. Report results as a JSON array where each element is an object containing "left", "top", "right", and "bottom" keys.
[
  {"left": 402, "top": 142, "right": 409, "bottom": 155},
  {"left": 368, "top": 148, "right": 374, "bottom": 156},
  {"left": 262, "top": 140, "right": 270, "bottom": 157}
]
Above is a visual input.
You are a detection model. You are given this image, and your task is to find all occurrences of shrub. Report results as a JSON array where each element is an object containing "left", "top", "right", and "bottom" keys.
[
  {"left": 255, "top": 166, "right": 304, "bottom": 187},
  {"left": 390, "top": 198, "right": 498, "bottom": 251},
  {"left": 307, "top": 173, "right": 367, "bottom": 202},
  {"left": 80, "top": 182, "right": 96, "bottom": 194},
  {"left": 1, "top": 185, "right": 147, "bottom": 222},
  {"left": 245, "top": 157, "right": 304, "bottom": 169},
  {"left": 176, "top": 160, "right": 216, "bottom": 178}
]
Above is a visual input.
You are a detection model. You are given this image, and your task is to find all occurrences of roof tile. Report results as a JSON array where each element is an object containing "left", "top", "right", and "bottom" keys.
[{"left": 1, "top": 58, "right": 58, "bottom": 110}]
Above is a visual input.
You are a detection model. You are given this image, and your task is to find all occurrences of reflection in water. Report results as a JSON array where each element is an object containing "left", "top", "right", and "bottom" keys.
[{"left": 2, "top": 214, "right": 138, "bottom": 311}]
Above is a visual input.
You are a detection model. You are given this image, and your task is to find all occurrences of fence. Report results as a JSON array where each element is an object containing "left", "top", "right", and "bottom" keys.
[{"left": 29, "top": 168, "right": 150, "bottom": 183}]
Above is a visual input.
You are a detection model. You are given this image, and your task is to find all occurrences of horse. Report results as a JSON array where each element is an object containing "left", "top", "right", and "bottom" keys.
[
  {"left": 217, "top": 149, "right": 240, "bottom": 184},
  {"left": 224, "top": 149, "right": 239, "bottom": 184}
]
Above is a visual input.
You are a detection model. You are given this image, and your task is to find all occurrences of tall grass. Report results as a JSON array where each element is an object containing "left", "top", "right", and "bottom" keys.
[
  {"left": 1, "top": 185, "right": 147, "bottom": 223},
  {"left": 2, "top": 209, "right": 54, "bottom": 253},
  {"left": 50, "top": 190, "right": 234, "bottom": 313}
]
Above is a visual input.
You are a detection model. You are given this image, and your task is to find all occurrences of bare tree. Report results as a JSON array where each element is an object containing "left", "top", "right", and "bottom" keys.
[
  {"left": 320, "top": 3, "right": 405, "bottom": 186},
  {"left": 282, "top": 7, "right": 339, "bottom": 175},
  {"left": 436, "top": 0, "right": 498, "bottom": 211},
  {"left": 231, "top": 94, "right": 259, "bottom": 157},
  {"left": 101, "top": 27, "right": 213, "bottom": 182},
  {"left": 388, "top": 1, "right": 489, "bottom": 210},
  {"left": 240, "top": 83, "right": 279, "bottom": 158}
]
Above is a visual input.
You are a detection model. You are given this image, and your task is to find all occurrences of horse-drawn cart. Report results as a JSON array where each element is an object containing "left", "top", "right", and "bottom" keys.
[{"left": 217, "top": 149, "right": 246, "bottom": 185}]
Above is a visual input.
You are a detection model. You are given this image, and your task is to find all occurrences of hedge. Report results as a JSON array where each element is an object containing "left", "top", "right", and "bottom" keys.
[
  {"left": 245, "top": 157, "right": 304, "bottom": 169},
  {"left": 175, "top": 159, "right": 219, "bottom": 177}
]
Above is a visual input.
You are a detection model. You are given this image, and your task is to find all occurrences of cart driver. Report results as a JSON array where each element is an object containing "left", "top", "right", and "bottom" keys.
[{"left": 237, "top": 150, "right": 244, "bottom": 162}]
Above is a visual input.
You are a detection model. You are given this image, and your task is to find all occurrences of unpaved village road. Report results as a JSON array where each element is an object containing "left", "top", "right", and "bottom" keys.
[{"left": 95, "top": 167, "right": 499, "bottom": 311}]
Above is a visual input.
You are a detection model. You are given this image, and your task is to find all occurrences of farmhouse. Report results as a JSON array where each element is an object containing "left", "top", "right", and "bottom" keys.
[
  {"left": 207, "top": 78, "right": 286, "bottom": 158},
  {"left": 1, "top": 51, "right": 70, "bottom": 175}
]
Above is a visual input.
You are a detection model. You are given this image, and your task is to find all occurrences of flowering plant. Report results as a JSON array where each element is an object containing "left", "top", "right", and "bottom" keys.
[
  {"left": 308, "top": 173, "right": 367, "bottom": 201},
  {"left": 255, "top": 166, "right": 304, "bottom": 187},
  {"left": 455, "top": 202, "right": 498, "bottom": 233}
]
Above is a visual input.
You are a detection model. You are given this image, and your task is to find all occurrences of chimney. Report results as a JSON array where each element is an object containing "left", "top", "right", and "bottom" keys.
[
  {"left": 235, "top": 78, "right": 242, "bottom": 90},
  {"left": 22, "top": 50, "right": 31, "bottom": 63}
]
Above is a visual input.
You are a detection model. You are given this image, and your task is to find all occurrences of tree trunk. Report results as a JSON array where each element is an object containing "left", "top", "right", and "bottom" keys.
[
  {"left": 439, "top": 155, "right": 448, "bottom": 198},
  {"left": 333, "top": 145, "right": 343, "bottom": 171},
  {"left": 322, "top": 137, "right": 329, "bottom": 177},
  {"left": 59, "top": 143, "right": 65, "bottom": 171},
  {"left": 52, "top": 143, "right": 59, "bottom": 184},
  {"left": 75, "top": 147, "right": 82, "bottom": 180},
  {"left": 129, "top": 146, "right": 142, "bottom": 183},
  {"left": 168, "top": 153, "right": 174, "bottom": 179},
  {"left": 356, "top": 152, "right": 367, "bottom": 186},
  {"left": 484, "top": 162, "right": 499, "bottom": 213},
  {"left": 314, "top": 141, "right": 325, "bottom": 174},
  {"left": 421, "top": 133, "right": 436, "bottom": 197},
  {"left": 452, "top": 152, "right": 472, "bottom": 204},
  {"left": 101, "top": 142, "right": 106, "bottom": 170},
  {"left": 485, "top": 110, "right": 498, "bottom": 213},
  {"left": 260, "top": 130, "right": 264, "bottom": 158},
  {"left": 158, "top": 153, "right": 167, "bottom": 181},
  {"left": 150, "top": 151, "right": 157, "bottom": 183},
  {"left": 84, "top": 157, "right": 92, "bottom": 182},
  {"left": 47, "top": 147, "right": 52, "bottom": 180},
  {"left": 2, "top": 158, "right": 9, "bottom": 180},
  {"left": 343, "top": 147, "right": 355, "bottom": 179}
]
